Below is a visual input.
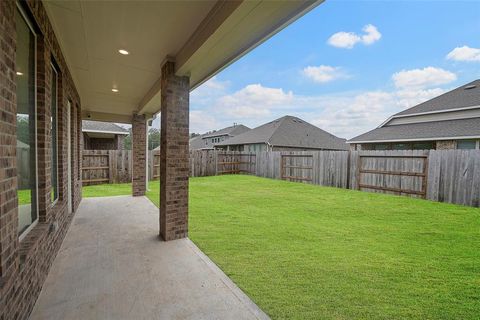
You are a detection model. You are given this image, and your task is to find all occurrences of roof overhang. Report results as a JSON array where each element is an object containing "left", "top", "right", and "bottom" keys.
[
  {"left": 348, "top": 136, "right": 480, "bottom": 144},
  {"left": 82, "top": 129, "right": 129, "bottom": 136},
  {"left": 44, "top": 0, "right": 323, "bottom": 123},
  {"left": 379, "top": 105, "right": 480, "bottom": 128}
]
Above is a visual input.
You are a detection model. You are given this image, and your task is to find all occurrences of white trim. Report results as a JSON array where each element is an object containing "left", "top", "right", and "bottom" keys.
[
  {"left": 82, "top": 129, "right": 129, "bottom": 135},
  {"left": 17, "top": 2, "right": 39, "bottom": 241},
  {"left": 348, "top": 135, "right": 480, "bottom": 144},
  {"left": 379, "top": 105, "right": 480, "bottom": 128}
]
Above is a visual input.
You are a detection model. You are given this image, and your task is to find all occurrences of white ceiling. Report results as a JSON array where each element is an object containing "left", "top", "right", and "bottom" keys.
[
  {"left": 45, "top": 0, "right": 216, "bottom": 119},
  {"left": 44, "top": 1, "right": 322, "bottom": 123}
]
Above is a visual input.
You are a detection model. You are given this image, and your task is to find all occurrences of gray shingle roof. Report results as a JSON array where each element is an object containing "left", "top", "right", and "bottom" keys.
[
  {"left": 82, "top": 120, "right": 129, "bottom": 134},
  {"left": 189, "top": 135, "right": 205, "bottom": 150},
  {"left": 216, "top": 115, "right": 348, "bottom": 150},
  {"left": 202, "top": 124, "right": 250, "bottom": 138},
  {"left": 395, "top": 79, "right": 480, "bottom": 116},
  {"left": 189, "top": 124, "right": 250, "bottom": 150},
  {"left": 349, "top": 117, "right": 480, "bottom": 142}
]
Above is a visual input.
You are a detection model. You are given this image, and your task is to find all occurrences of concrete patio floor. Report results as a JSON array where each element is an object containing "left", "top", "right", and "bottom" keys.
[{"left": 30, "top": 196, "right": 268, "bottom": 320}]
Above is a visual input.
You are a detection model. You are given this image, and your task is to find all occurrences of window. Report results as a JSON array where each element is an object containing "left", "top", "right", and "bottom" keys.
[
  {"left": 412, "top": 142, "right": 434, "bottom": 150},
  {"left": 373, "top": 144, "right": 390, "bottom": 150},
  {"left": 16, "top": 7, "right": 38, "bottom": 236},
  {"left": 457, "top": 140, "right": 477, "bottom": 150},
  {"left": 51, "top": 63, "right": 58, "bottom": 202},
  {"left": 392, "top": 143, "right": 410, "bottom": 150}
]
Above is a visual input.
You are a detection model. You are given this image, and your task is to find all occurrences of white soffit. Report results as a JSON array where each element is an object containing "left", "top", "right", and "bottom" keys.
[{"left": 44, "top": 0, "right": 323, "bottom": 122}]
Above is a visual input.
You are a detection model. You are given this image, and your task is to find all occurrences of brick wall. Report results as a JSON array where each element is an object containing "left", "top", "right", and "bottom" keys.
[
  {"left": 132, "top": 114, "right": 146, "bottom": 196},
  {"left": 0, "top": 1, "right": 82, "bottom": 319},
  {"left": 160, "top": 61, "right": 189, "bottom": 241},
  {"left": 436, "top": 140, "right": 456, "bottom": 150}
]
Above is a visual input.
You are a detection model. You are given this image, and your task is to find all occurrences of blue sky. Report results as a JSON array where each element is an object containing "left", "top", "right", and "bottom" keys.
[{"left": 188, "top": 0, "right": 480, "bottom": 139}]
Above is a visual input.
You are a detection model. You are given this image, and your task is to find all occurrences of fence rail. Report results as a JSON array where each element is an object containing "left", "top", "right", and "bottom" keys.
[{"left": 81, "top": 149, "right": 480, "bottom": 207}]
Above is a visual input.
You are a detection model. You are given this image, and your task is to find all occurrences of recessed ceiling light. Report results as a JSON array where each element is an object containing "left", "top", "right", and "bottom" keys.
[
  {"left": 16, "top": 71, "right": 23, "bottom": 76},
  {"left": 112, "top": 88, "right": 119, "bottom": 93},
  {"left": 118, "top": 49, "right": 129, "bottom": 55}
]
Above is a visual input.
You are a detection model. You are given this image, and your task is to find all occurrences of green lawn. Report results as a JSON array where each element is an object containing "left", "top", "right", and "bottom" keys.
[{"left": 40, "top": 176, "right": 480, "bottom": 318}]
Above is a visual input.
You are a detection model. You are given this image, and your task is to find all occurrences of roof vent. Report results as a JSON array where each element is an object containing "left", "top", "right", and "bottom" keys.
[{"left": 464, "top": 85, "right": 476, "bottom": 90}]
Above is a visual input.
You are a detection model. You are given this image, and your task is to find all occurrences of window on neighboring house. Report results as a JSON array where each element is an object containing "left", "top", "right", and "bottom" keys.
[
  {"left": 373, "top": 144, "right": 390, "bottom": 150},
  {"left": 51, "top": 63, "right": 59, "bottom": 203},
  {"left": 392, "top": 143, "right": 410, "bottom": 150},
  {"left": 457, "top": 140, "right": 477, "bottom": 150},
  {"left": 412, "top": 142, "right": 434, "bottom": 150},
  {"left": 16, "top": 6, "right": 38, "bottom": 236}
]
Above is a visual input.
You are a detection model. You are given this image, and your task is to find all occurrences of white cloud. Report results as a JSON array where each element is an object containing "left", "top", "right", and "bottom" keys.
[
  {"left": 328, "top": 24, "right": 381, "bottom": 49},
  {"left": 190, "top": 111, "right": 218, "bottom": 134},
  {"left": 216, "top": 84, "right": 294, "bottom": 119},
  {"left": 446, "top": 45, "right": 480, "bottom": 62},
  {"left": 327, "top": 32, "right": 360, "bottom": 49},
  {"left": 392, "top": 67, "right": 456, "bottom": 89},
  {"left": 302, "top": 65, "right": 347, "bottom": 83},
  {"left": 189, "top": 67, "right": 452, "bottom": 138},
  {"left": 361, "top": 24, "right": 382, "bottom": 45}
]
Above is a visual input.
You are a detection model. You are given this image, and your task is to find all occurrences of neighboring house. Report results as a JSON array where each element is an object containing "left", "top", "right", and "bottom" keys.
[
  {"left": 82, "top": 120, "right": 129, "bottom": 150},
  {"left": 215, "top": 115, "right": 348, "bottom": 152},
  {"left": 349, "top": 80, "right": 480, "bottom": 150},
  {"left": 189, "top": 124, "right": 250, "bottom": 150}
]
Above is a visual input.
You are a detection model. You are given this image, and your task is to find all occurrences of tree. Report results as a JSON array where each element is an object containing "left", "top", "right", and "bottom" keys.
[
  {"left": 148, "top": 128, "right": 160, "bottom": 150},
  {"left": 123, "top": 128, "right": 132, "bottom": 150}
]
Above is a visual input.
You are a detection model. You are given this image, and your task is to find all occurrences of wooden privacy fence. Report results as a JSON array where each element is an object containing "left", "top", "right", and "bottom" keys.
[
  {"left": 355, "top": 152, "right": 429, "bottom": 198},
  {"left": 82, "top": 150, "right": 132, "bottom": 185},
  {"left": 82, "top": 149, "right": 480, "bottom": 207}
]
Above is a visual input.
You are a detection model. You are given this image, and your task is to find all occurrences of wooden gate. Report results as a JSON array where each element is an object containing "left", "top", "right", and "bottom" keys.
[
  {"left": 357, "top": 154, "right": 428, "bottom": 198},
  {"left": 82, "top": 151, "right": 110, "bottom": 185},
  {"left": 216, "top": 153, "right": 256, "bottom": 175},
  {"left": 280, "top": 154, "right": 313, "bottom": 182}
]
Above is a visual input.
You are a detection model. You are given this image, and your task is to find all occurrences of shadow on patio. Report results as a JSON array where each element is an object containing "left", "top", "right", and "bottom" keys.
[{"left": 30, "top": 196, "right": 268, "bottom": 320}]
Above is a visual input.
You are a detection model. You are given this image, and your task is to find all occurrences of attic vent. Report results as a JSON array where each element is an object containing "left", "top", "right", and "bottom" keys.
[{"left": 464, "top": 85, "right": 476, "bottom": 90}]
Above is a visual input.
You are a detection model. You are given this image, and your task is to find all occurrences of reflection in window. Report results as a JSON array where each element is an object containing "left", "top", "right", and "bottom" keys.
[
  {"left": 51, "top": 64, "right": 58, "bottom": 202},
  {"left": 374, "top": 144, "right": 390, "bottom": 150},
  {"left": 16, "top": 8, "right": 38, "bottom": 235},
  {"left": 392, "top": 143, "right": 410, "bottom": 150},
  {"left": 412, "top": 142, "right": 434, "bottom": 150},
  {"left": 457, "top": 140, "right": 476, "bottom": 150}
]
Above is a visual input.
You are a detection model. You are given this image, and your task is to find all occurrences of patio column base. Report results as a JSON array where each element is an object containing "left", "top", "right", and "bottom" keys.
[
  {"left": 159, "top": 60, "right": 189, "bottom": 241},
  {"left": 132, "top": 113, "right": 147, "bottom": 196}
]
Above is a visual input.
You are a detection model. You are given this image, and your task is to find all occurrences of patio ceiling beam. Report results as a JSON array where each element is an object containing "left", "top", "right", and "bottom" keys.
[{"left": 81, "top": 111, "right": 133, "bottom": 124}]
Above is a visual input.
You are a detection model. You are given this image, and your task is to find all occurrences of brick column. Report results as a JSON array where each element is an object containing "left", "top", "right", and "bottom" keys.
[
  {"left": 36, "top": 35, "right": 53, "bottom": 222},
  {"left": 132, "top": 114, "right": 147, "bottom": 196},
  {"left": 160, "top": 60, "right": 189, "bottom": 241}
]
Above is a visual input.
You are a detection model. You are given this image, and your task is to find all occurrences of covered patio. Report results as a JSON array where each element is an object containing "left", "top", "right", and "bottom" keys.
[
  {"left": 30, "top": 196, "right": 267, "bottom": 320},
  {"left": 0, "top": 1, "right": 323, "bottom": 319}
]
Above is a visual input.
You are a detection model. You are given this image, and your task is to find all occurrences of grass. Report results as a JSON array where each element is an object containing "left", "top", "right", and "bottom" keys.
[
  {"left": 33, "top": 176, "right": 480, "bottom": 318},
  {"left": 18, "top": 189, "right": 31, "bottom": 205}
]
